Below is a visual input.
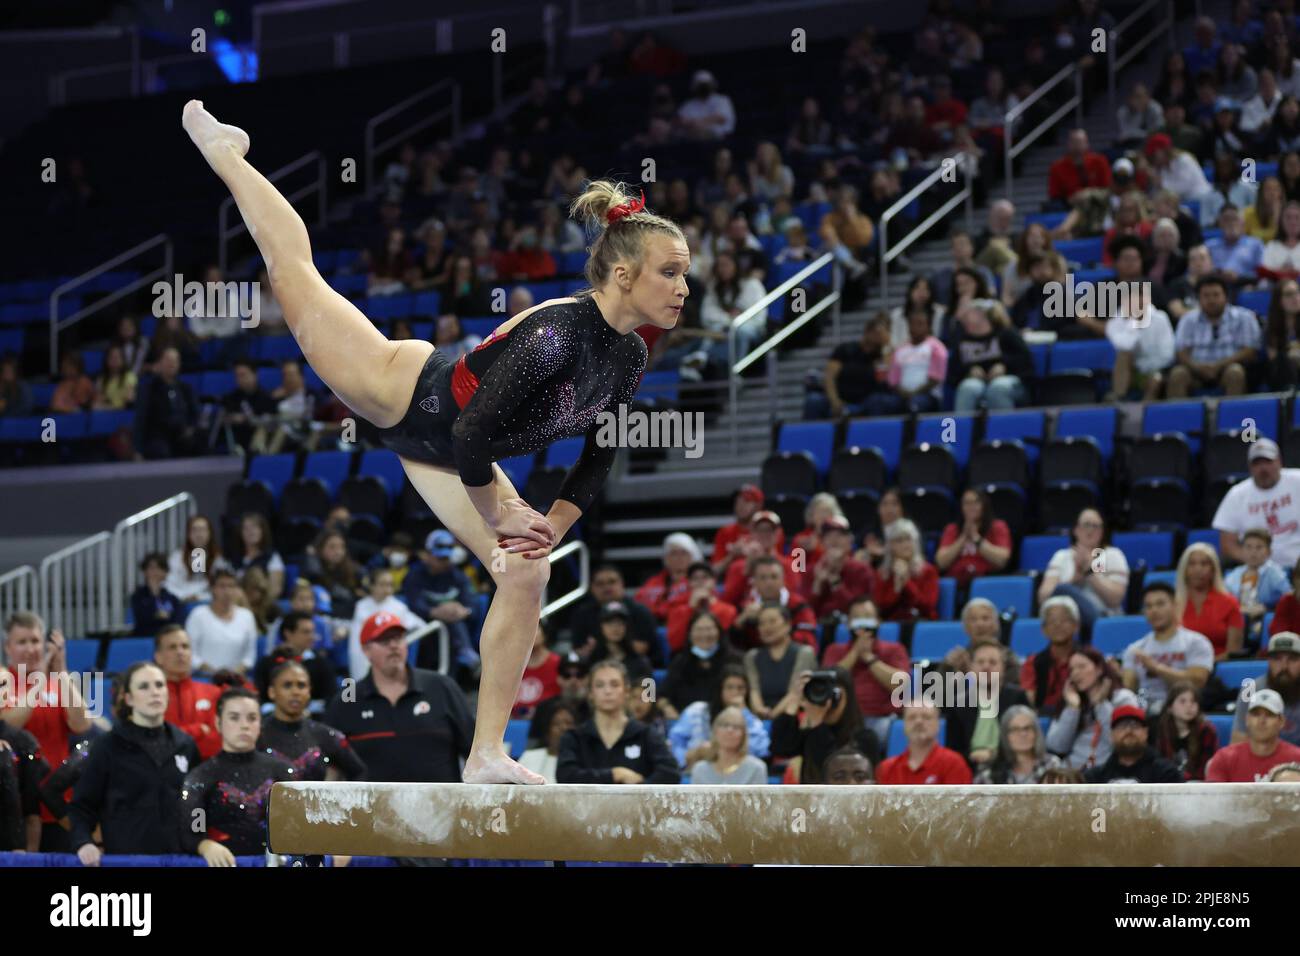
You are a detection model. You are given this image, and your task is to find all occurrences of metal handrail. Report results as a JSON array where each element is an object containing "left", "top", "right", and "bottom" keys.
[
  {"left": 0, "top": 566, "right": 41, "bottom": 635},
  {"left": 1003, "top": 62, "right": 1084, "bottom": 206},
  {"left": 364, "top": 80, "right": 462, "bottom": 197},
  {"left": 541, "top": 540, "right": 590, "bottom": 618},
  {"left": 1108, "top": 0, "right": 1177, "bottom": 122},
  {"left": 404, "top": 618, "right": 451, "bottom": 676},
  {"left": 110, "top": 493, "right": 198, "bottom": 632},
  {"left": 219, "top": 151, "right": 325, "bottom": 273},
  {"left": 879, "top": 153, "right": 976, "bottom": 303},
  {"left": 49, "top": 233, "right": 173, "bottom": 376},
  {"left": 726, "top": 252, "right": 840, "bottom": 455},
  {"left": 39, "top": 532, "right": 113, "bottom": 637}
]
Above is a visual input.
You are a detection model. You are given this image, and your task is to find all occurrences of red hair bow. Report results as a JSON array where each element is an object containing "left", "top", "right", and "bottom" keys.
[{"left": 606, "top": 191, "right": 646, "bottom": 224}]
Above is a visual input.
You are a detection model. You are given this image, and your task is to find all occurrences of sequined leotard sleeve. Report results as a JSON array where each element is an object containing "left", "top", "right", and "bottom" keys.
[
  {"left": 179, "top": 750, "right": 296, "bottom": 856},
  {"left": 449, "top": 297, "right": 648, "bottom": 512}
]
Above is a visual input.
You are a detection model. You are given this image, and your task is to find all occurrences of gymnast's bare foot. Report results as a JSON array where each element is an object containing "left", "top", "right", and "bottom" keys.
[
  {"left": 181, "top": 99, "right": 250, "bottom": 169},
  {"left": 463, "top": 748, "right": 546, "bottom": 785}
]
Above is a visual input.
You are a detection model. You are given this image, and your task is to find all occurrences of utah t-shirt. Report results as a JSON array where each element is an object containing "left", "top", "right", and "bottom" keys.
[
  {"left": 1121, "top": 627, "right": 1215, "bottom": 705},
  {"left": 1213, "top": 469, "right": 1300, "bottom": 567}
]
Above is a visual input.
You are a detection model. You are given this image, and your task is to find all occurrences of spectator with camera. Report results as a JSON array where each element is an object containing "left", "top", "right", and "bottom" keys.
[
  {"left": 820, "top": 597, "right": 909, "bottom": 742},
  {"left": 875, "top": 702, "right": 973, "bottom": 784},
  {"left": 770, "top": 668, "right": 881, "bottom": 784},
  {"left": 973, "top": 704, "right": 1061, "bottom": 783},
  {"left": 1083, "top": 705, "right": 1183, "bottom": 783}
]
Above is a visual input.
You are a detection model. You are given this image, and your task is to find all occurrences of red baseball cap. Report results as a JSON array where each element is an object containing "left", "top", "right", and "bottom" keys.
[
  {"left": 1143, "top": 132, "right": 1172, "bottom": 157},
  {"left": 360, "top": 611, "right": 406, "bottom": 646},
  {"left": 737, "top": 484, "right": 764, "bottom": 505},
  {"left": 1111, "top": 704, "right": 1148, "bottom": 728}
]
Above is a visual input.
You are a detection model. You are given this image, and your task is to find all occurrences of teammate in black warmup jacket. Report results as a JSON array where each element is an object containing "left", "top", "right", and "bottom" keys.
[
  {"left": 183, "top": 99, "right": 688, "bottom": 784},
  {"left": 68, "top": 663, "right": 200, "bottom": 864},
  {"left": 180, "top": 685, "right": 294, "bottom": 865},
  {"left": 0, "top": 718, "right": 47, "bottom": 852},
  {"left": 557, "top": 661, "right": 680, "bottom": 784},
  {"left": 257, "top": 658, "right": 365, "bottom": 782}
]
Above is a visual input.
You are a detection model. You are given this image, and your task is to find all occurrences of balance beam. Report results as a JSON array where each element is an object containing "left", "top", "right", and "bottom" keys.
[{"left": 268, "top": 782, "right": 1300, "bottom": 865}]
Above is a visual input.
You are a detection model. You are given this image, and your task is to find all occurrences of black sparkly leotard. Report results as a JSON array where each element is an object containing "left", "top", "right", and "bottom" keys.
[
  {"left": 179, "top": 749, "right": 295, "bottom": 856},
  {"left": 257, "top": 715, "right": 367, "bottom": 782},
  {"left": 375, "top": 294, "right": 648, "bottom": 512}
]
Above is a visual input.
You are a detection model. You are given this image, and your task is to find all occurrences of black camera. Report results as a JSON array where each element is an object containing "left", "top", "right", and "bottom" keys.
[{"left": 803, "top": 670, "right": 843, "bottom": 707}]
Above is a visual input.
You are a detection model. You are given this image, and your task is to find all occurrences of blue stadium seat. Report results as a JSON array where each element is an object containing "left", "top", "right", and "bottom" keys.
[
  {"left": 413, "top": 291, "right": 442, "bottom": 316},
  {"left": 365, "top": 294, "right": 416, "bottom": 320},
  {"left": 82, "top": 349, "right": 104, "bottom": 377},
  {"left": 1091, "top": 616, "right": 1150, "bottom": 657},
  {"left": 255, "top": 335, "right": 303, "bottom": 363},
  {"left": 1024, "top": 211, "right": 1068, "bottom": 230},
  {"left": 256, "top": 367, "right": 280, "bottom": 392},
  {"left": 910, "top": 621, "right": 967, "bottom": 661},
  {"left": 247, "top": 454, "right": 297, "bottom": 503},
  {"left": 85, "top": 409, "right": 134, "bottom": 437},
  {"left": 556, "top": 250, "right": 587, "bottom": 276},
  {"left": 1073, "top": 268, "right": 1116, "bottom": 285},
  {"left": 199, "top": 370, "right": 236, "bottom": 398},
  {"left": 1055, "top": 237, "right": 1104, "bottom": 267},
  {"left": 1010, "top": 619, "right": 1046, "bottom": 657},
  {"left": 887, "top": 717, "right": 946, "bottom": 757},
  {"left": 544, "top": 437, "right": 585, "bottom": 469},
  {"left": 637, "top": 370, "right": 680, "bottom": 404},
  {"left": 410, "top": 322, "right": 433, "bottom": 342},
  {"left": 1216, "top": 397, "right": 1278, "bottom": 441},
  {"left": 0, "top": 328, "right": 23, "bottom": 354},
  {"left": 938, "top": 577, "right": 956, "bottom": 620},
  {"left": 312, "top": 250, "right": 338, "bottom": 273},
  {"left": 104, "top": 637, "right": 154, "bottom": 673},
  {"left": 1236, "top": 288, "right": 1270, "bottom": 316},
  {"left": 1144, "top": 570, "right": 1178, "bottom": 589},
  {"left": 327, "top": 273, "right": 367, "bottom": 295},
  {"left": 358, "top": 450, "right": 405, "bottom": 504},
  {"left": 832, "top": 622, "right": 901, "bottom": 644},
  {"left": 795, "top": 201, "right": 832, "bottom": 234},
  {"left": 48, "top": 413, "right": 88, "bottom": 440},
  {"left": 64, "top": 639, "right": 99, "bottom": 672},
  {"left": 1049, "top": 340, "right": 1116, "bottom": 376},
  {"left": 1029, "top": 343, "right": 1050, "bottom": 379},
  {"left": 1216, "top": 660, "right": 1267, "bottom": 691},
  {"left": 1020, "top": 535, "right": 1068, "bottom": 572},
  {"left": 1143, "top": 401, "right": 1205, "bottom": 455},
  {"left": 1111, "top": 531, "right": 1175, "bottom": 570},
  {"left": 498, "top": 455, "right": 535, "bottom": 493},
  {"left": 1186, "top": 528, "right": 1219, "bottom": 552},
  {"left": 0, "top": 416, "right": 46, "bottom": 442},
  {"left": 302, "top": 450, "right": 353, "bottom": 497},
  {"left": 985, "top": 410, "right": 1045, "bottom": 464},
  {"left": 778, "top": 421, "right": 835, "bottom": 476},
  {"left": 29, "top": 382, "right": 54, "bottom": 408},
  {"left": 1208, "top": 714, "right": 1234, "bottom": 749},
  {"left": 914, "top": 413, "right": 975, "bottom": 468},
  {"left": 504, "top": 720, "right": 530, "bottom": 758},
  {"left": 969, "top": 576, "right": 1034, "bottom": 616},
  {"left": 843, "top": 418, "right": 904, "bottom": 474},
  {"left": 1056, "top": 407, "right": 1118, "bottom": 464}
]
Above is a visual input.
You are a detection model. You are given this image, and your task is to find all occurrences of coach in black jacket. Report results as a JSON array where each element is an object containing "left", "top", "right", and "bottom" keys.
[
  {"left": 68, "top": 716, "right": 199, "bottom": 857},
  {"left": 944, "top": 642, "right": 1031, "bottom": 768},
  {"left": 556, "top": 660, "right": 679, "bottom": 784}
]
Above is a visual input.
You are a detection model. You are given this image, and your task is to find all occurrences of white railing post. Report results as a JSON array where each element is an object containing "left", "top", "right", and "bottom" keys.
[
  {"left": 0, "top": 567, "right": 41, "bottom": 632},
  {"left": 39, "top": 532, "right": 112, "bottom": 638},
  {"left": 879, "top": 156, "right": 974, "bottom": 303},
  {"left": 50, "top": 234, "right": 172, "bottom": 377},
  {"left": 541, "top": 540, "right": 590, "bottom": 618},
  {"left": 1003, "top": 63, "right": 1083, "bottom": 206},
  {"left": 363, "top": 80, "right": 460, "bottom": 198},
  {"left": 111, "top": 492, "right": 197, "bottom": 632}
]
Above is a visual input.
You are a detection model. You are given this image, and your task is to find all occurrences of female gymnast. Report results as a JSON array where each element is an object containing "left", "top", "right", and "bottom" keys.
[{"left": 182, "top": 100, "right": 689, "bottom": 784}]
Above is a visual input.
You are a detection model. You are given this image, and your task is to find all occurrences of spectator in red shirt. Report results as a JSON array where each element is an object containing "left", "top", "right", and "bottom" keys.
[
  {"left": 2, "top": 611, "right": 92, "bottom": 852},
  {"left": 635, "top": 532, "right": 701, "bottom": 622},
  {"left": 872, "top": 519, "right": 940, "bottom": 621},
  {"left": 1268, "top": 564, "right": 1300, "bottom": 639},
  {"left": 1047, "top": 128, "right": 1113, "bottom": 204},
  {"left": 935, "top": 488, "right": 1013, "bottom": 590},
  {"left": 513, "top": 622, "right": 561, "bottom": 719},
  {"left": 806, "top": 517, "right": 877, "bottom": 618},
  {"left": 1019, "top": 596, "right": 1082, "bottom": 717},
  {"left": 1205, "top": 689, "right": 1300, "bottom": 781},
  {"left": 790, "top": 492, "right": 843, "bottom": 564},
  {"left": 711, "top": 484, "right": 785, "bottom": 576},
  {"left": 720, "top": 511, "right": 805, "bottom": 607},
  {"left": 665, "top": 562, "right": 737, "bottom": 654},
  {"left": 821, "top": 597, "right": 910, "bottom": 741},
  {"left": 924, "top": 74, "right": 968, "bottom": 135},
  {"left": 729, "top": 555, "right": 818, "bottom": 651},
  {"left": 1176, "top": 543, "right": 1244, "bottom": 659},
  {"left": 492, "top": 225, "right": 557, "bottom": 281},
  {"left": 875, "top": 703, "right": 973, "bottom": 784},
  {"left": 154, "top": 623, "right": 223, "bottom": 760}
]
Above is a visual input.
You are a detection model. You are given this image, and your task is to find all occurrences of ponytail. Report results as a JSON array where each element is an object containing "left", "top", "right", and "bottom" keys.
[{"left": 569, "top": 179, "right": 686, "bottom": 292}]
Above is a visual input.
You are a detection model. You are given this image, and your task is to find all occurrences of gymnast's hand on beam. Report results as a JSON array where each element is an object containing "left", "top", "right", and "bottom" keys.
[{"left": 489, "top": 498, "right": 555, "bottom": 550}]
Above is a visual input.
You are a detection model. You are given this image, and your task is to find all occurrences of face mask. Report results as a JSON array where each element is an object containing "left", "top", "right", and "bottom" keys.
[
  {"left": 691, "top": 643, "right": 719, "bottom": 659},
  {"left": 849, "top": 618, "right": 879, "bottom": 631},
  {"left": 388, "top": 552, "right": 408, "bottom": 568}
]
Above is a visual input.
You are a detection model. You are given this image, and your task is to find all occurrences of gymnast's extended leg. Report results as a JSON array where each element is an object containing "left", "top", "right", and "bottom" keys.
[
  {"left": 181, "top": 99, "right": 429, "bottom": 428},
  {"left": 403, "top": 458, "right": 550, "bottom": 785}
]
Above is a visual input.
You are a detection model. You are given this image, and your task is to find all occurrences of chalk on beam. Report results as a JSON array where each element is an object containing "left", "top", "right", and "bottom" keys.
[{"left": 268, "top": 782, "right": 1300, "bottom": 866}]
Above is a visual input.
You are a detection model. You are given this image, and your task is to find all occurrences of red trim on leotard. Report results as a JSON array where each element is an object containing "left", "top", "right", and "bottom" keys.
[{"left": 450, "top": 328, "right": 510, "bottom": 409}]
